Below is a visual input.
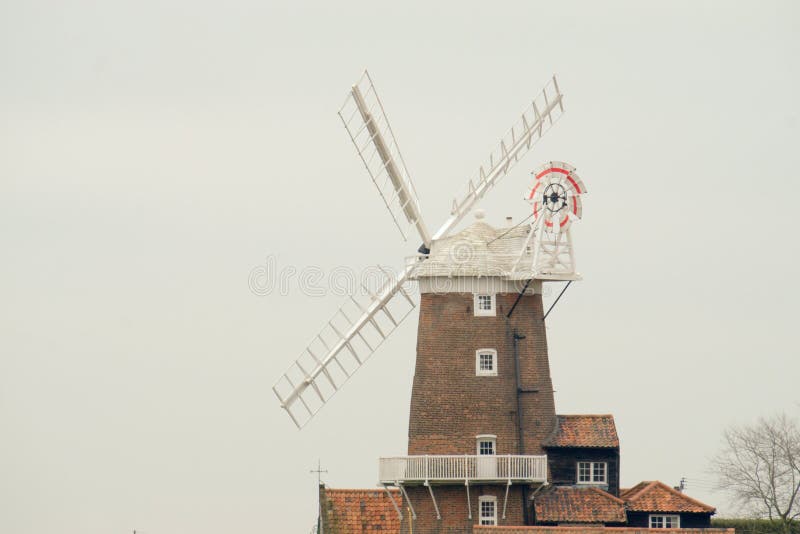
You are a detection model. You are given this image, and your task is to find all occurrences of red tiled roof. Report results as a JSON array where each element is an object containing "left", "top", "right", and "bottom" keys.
[
  {"left": 619, "top": 482, "right": 649, "bottom": 501},
  {"left": 534, "top": 486, "right": 627, "bottom": 523},
  {"left": 618, "top": 488, "right": 631, "bottom": 498},
  {"left": 543, "top": 415, "right": 619, "bottom": 448},
  {"left": 322, "top": 487, "right": 401, "bottom": 533},
  {"left": 623, "top": 481, "right": 715, "bottom": 513}
]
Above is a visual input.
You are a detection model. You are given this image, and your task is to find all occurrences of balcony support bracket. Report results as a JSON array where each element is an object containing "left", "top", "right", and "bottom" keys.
[
  {"left": 502, "top": 480, "right": 512, "bottom": 520},
  {"left": 424, "top": 482, "right": 442, "bottom": 520},
  {"left": 465, "top": 480, "right": 472, "bottom": 520},
  {"left": 397, "top": 484, "right": 417, "bottom": 520},
  {"left": 382, "top": 484, "right": 403, "bottom": 521}
]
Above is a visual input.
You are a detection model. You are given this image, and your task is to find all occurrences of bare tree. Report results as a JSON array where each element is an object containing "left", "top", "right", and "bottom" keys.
[{"left": 712, "top": 413, "right": 800, "bottom": 533}]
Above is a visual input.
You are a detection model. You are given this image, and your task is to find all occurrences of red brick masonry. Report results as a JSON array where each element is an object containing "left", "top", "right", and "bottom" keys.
[{"left": 475, "top": 528, "right": 734, "bottom": 534}]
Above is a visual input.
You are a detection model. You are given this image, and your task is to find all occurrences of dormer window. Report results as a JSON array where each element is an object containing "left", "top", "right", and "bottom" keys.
[
  {"left": 577, "top": 461, "right": 607, "bottom": 484},
  {"left": 476, "top": 349, "right": 498, "bottom": 376},
  {"left": 474, "top": 294, "right": 496, "bottom": 317}
]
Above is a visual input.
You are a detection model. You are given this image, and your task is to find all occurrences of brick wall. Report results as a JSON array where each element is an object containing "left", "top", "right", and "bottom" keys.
[
  {"left": 408, "top": 292, "right": 556, "bottom": 456},
  {"left": 474, "top": 528, "right": 735, "bottom": 534},
  {"left": 402, "top": 291, "right": 556, "bottom": 533},
  {"left": 400, "top": 484, "right": 529, "bottom": 533}
]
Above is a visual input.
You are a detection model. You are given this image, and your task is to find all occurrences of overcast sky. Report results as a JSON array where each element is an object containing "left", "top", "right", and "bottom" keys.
[{"left": 2, "top": 1, "right": 799, "bottom": 533}]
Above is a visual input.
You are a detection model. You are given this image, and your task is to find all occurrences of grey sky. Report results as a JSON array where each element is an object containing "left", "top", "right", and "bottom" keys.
[{"left": 1, "top": 1, "right": 799, "bottom": 533}]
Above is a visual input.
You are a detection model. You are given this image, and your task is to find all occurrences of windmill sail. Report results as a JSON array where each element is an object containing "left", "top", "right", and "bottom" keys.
[
  {"left": 432, "top": 75, "right": 565, "bottom": 241},
  {"left": 274, "top": 72, "right": 568, "bottom": 429},
  {"left": 339, "top": 71, "right": 432, "bottom": 247},
  {"left": 273, "top": 265, "right": 417, "bottom": 428}
]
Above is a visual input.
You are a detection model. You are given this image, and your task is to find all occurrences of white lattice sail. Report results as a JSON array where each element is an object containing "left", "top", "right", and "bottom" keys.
[
  {"left": 339, "top": 71, "right": 431, "bottom": 246},
  {"left": 273, "top": 266, "right": 417, "bottom": 428},
  {"left": 433, "top": 75, "right": 565, "bottom": 241}
]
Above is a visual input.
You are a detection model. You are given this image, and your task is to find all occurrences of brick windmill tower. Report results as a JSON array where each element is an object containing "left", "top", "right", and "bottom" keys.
[{"left": 273, "top": 71, "right": 585, "bottom": 531}]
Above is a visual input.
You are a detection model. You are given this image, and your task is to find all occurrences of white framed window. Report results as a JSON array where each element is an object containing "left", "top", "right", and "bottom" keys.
[
  {"left": 478, "top": 496, "right": 497, "bottom": 526},
  {"left": 476, "top": 349, "right": 498, "bottom": 376},
  {"left": 576, "top": 461, "right": 607, "bottom": 484},
  {"left": 474, "top": 293, "right": 496, "bottom": 317},
  {"left": 476, "top": 435, "right": 496, "bottom": 455},
  {"left": 476, "top": 435, "right": 498, "bottom": 478},
  {"left": 649, "top": 514, "right": 680, "bottom": 528}
]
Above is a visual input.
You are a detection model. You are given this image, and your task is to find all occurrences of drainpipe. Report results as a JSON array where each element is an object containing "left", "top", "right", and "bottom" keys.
[{"left": 512, "top": 330, "right": 530, "bottom": 525}]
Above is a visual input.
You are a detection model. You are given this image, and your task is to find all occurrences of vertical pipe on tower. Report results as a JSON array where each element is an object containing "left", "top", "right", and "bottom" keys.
[{"left": 512, "top": 330, "right": 530, "bottom": 525}]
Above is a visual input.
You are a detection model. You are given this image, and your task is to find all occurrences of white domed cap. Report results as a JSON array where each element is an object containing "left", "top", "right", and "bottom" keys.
[{"left": 473, "top": 208, "right": 486, "bottom": 220}]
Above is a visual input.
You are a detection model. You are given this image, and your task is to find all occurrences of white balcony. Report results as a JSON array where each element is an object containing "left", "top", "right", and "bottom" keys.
[{"left": 378, "top": 455, "right": 547, "bottom": 485}]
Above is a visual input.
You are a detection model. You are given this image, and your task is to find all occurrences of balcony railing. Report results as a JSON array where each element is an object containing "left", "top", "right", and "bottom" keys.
[{"left": 379, "top": 455, "right": 547, "bottom": 485}]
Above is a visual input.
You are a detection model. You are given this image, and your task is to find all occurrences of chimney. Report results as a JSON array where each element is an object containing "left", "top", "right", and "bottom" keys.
[{"left": 506, "top": 216, "right": 513, "bottom": 226}]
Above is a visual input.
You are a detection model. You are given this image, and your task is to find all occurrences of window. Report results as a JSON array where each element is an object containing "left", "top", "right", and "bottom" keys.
[
  {"left": 649, "top": 515, "right": 680, "bottom": 528},
  {"left": 476, "top": 435, "right": 496, "bottom": 455},
  {"left": 576, "top": 461, "right": 607, "bottom": 484},
  {"left": 478, "top": 496, "right": 497, "bottom": 526},
  {"left": 476, "top": 349, "right": 498, "bottom": 376},
  {"left": 476, "top": 435, "right": 497, "bottom": 478},
  {"left": 474, "top": 293, "right": 496, "bottom": 316}
]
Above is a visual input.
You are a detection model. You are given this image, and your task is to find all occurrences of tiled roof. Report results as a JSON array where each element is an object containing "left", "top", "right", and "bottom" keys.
[
  {"left": 534, "top": 486, "right": 627, "bottom": 523},
  {"left": 623, "top": 481, "right": 715, "bottom": 513},
  {"left": 322, "top": 487, "right": 401, "bottom": 533},
  {"left": 619, "top": 482, "right": 649, "bottom": 501},
  {"left": 543, "top": 415, "right": 619, "bottom": 448}
]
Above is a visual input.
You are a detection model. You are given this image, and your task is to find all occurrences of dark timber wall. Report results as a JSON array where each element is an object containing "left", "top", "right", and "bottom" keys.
[
  {"left": 627, "top": 512, "right": 712, "bottom": 529},
  {"left": 544, "top": 447, "right": 620, "bottom": 497}
]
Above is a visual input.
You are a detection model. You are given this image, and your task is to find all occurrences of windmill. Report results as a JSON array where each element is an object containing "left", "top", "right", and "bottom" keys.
[{"left": 272, "top": 70, "right": 579, "bottom": 430}]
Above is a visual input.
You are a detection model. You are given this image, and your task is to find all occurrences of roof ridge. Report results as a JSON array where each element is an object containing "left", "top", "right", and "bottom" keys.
[
  {"left": 624, "top": 480, "right": 715, "bottom": 513},
  {"left": 587, "top": 486, "right": 626, "bottom": 505},
  {"left": 624, "top": 480, "right": 657, "bottom": 502},
  {"left": 653, "top": 481, "right": 716, "bottom": 512}
]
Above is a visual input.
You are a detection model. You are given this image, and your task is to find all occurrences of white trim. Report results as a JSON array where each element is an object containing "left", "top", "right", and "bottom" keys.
[
  {"left": 476, "top": 435, "right": 497, "bottom": 455},
  {"left": 478, "top": 495, "right": 498, "bottom": 526},
  {"left": 476, "top": 349, "right": 498, "bottom": 376},
  {"left": 417, "top": 277, "right": 543, "bottom": 295},
  {"left": 474, "top": 293, "right": 496, "bottom": 316},
  {"left": 378, "top": 455, "right": 548, "bottom": 484},
  {"left": 476, "top": 436, "right": 498, "bottom": 479},
  {"left": 649, "top": 514, "right": 680, "bottom": 528},
  {"left": 576, "top": 461, "right": 607, "bottom": 484}
]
